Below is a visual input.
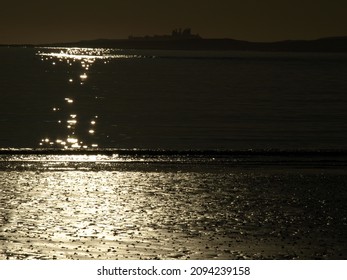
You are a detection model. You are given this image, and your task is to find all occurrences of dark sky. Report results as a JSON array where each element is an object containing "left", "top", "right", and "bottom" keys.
[{"left": 1, "top": 0, "right": 347, "bottom": 44}]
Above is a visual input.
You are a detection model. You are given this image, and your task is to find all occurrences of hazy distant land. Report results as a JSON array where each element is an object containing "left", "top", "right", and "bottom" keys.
[{"left": 2, "top": 34, "right": 347, "bottom": 52}]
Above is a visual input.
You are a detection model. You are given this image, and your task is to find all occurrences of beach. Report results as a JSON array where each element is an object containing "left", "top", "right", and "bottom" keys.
[{"left": 1, "top": 155, "right": 346, "bottom": 260}]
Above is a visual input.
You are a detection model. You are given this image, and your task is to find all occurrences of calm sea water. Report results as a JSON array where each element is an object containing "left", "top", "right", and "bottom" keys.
[{"left": 1, "top": 47, "right": 347, "bottom": 150}]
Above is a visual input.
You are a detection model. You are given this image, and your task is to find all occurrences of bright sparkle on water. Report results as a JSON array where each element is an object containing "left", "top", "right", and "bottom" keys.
[
  {"left": 36, "top": 47, "right": 137, "bottom": 150},
  {"left": 1, "top": 159, "right": 345, "bottom": 260},
  {"left": 37, "top": 47, "right": 141, "bottom": 61}
]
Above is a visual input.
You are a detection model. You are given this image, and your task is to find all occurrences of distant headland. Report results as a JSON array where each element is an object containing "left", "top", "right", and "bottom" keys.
[{"left": 2, "top": 28, "right": 347, "bottom": 52}]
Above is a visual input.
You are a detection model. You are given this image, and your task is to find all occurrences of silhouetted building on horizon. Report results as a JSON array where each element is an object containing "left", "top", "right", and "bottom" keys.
[{"left": 128, "top": 28, "right": 201, "bottom": 40}]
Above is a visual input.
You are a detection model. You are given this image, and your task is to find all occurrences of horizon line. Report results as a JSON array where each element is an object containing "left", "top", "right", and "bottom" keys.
[{"left": 1, "top": 34, "right": 347, "bottom": 47}]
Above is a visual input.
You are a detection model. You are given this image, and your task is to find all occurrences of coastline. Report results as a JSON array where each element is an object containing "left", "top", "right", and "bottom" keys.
[{"left": 2, "top": 36, "right": 347, "bottom": 52}]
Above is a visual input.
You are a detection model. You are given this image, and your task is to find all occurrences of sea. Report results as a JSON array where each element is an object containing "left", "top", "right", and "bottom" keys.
[
  {"left": 1, "top": 47, "right": 347, "bottom": 150},
  {"left": 0, "top": 47, "right": 347, "bottom": 260}
]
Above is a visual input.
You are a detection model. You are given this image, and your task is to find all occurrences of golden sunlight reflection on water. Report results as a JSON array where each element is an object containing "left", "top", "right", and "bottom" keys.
[
  {"left": 36, "top": 48, "right": 141, "bottom": 150},
  {"left": 1, "top": 167, "right": 346, "bottom": 259},
  {"left": 0, "top": 170, "right": 225, "bottom": 259}
]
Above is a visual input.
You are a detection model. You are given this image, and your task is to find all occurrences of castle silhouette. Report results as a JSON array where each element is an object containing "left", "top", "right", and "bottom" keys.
[{"left": 128, "top": 28, "right": 201, "bottom": 40}]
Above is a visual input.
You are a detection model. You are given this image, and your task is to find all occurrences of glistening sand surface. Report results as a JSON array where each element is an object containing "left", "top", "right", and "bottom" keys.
[{"left": 1, "top": 159, "right": 346, "bottom": 260}]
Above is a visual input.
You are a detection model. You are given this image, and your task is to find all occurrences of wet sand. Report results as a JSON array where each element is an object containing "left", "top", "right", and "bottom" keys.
[{"left": 0, "top": 161, "right": 346, "bottom": 260}]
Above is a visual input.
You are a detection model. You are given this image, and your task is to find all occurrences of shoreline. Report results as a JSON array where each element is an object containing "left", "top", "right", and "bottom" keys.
[
  {"left": 1, "top": 148, "right": 347, "bottom": 155},
  {"left": 1, "top": 149, "right": 347, "bottom": 171},
  {"left": 1, "top": 149, "right": 347, "bottom": 172}
]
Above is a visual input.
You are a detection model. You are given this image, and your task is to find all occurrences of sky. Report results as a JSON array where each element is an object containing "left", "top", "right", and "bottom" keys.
[{"left": 1, "top": 0, "right": 347, "bottom": 44}]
